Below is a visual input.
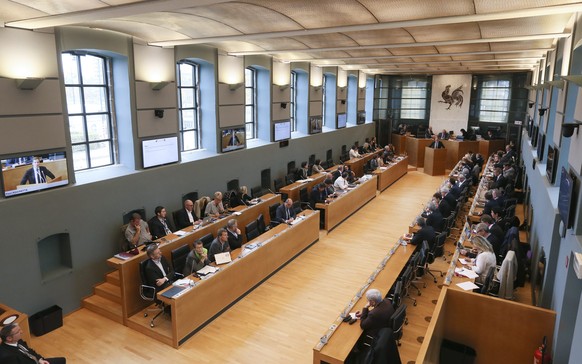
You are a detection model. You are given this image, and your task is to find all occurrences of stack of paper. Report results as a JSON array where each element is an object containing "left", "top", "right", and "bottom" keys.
[
  {"left": 197, "top": 265, "right": 219, "bottom": 276},
  {"left": 455, "top": 267, "right": 480, "bottom": 279}
]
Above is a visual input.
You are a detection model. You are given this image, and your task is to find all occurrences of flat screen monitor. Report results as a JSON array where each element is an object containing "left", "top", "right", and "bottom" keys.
[
  {"left": 309, "top": 115, "right": 322, "bottom": 134},
  {"left": 357, "top": 111, "right": 366, "bottom": 125},
  {"left": 1, "top": 152, "right": 69, "bottom": 197},
  {"left": 546, "top": 146, "right": 558, "bottom": 185},
  {"left": 273, "top": 120, "right": 291, "bottom": 142},
  {"left": 221, "top": 127, "right": 246, "bottom": 153},
  {"left": 536, "top": 132, "right": 545, "bottom": 162},
  {"left": 337, "top": 113, "right": 347, "bottom": 129},
  {"left": 142, "top": 136, "right": 179, "bottom": 169},
  {"left": 558, "top": 167, "right": 575, "bottom": 228}
]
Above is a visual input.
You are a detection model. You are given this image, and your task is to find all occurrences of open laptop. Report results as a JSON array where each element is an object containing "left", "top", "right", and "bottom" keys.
[{"left": 214, "top": 252, "right": 232, "bottom": 265}]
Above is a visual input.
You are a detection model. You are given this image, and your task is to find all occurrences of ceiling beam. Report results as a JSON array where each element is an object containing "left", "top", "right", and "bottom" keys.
[
  {"left": 315, "top": 58, "right": 541, "bottom": 68},
  {"left": 227, "top": 34, "right": 567, "bottom": 56},
  {"left": 4, "top": 0, "right": 234, "bottom": 29},
  {"left": 148, "top": 3, "right": 582, "bottom": 47}
]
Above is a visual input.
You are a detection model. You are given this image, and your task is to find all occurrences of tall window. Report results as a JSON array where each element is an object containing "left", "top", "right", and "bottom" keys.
[
  {"left": 479, "top": 79, "right": 511, "bottom": 122},
  {"left": 290, "top": 71, "right": 298, "bottom": 131},
  {"left": 245, "top": 67, "right": 257, "bottom": 139},
  {"left": 62, "top": 52, "right": 115, "bottom": 171},
  {"left": 400, "top": 80, "right": 428, "bottom": 119},
  {"left": 322, "top": 74, "right": 328, "bottom": 126},
  {"left": 177, "top": 61, "right": 201, "bottom": 151}
]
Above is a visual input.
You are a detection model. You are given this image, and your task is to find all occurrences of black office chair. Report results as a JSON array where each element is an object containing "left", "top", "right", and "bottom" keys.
[
  {"left": 269, "top": 203, "right": 280, "bottom": 227},
  {"left": 181, "top": 191, "right": 198, "bottom": 204},
  {"left": 245, "top": 220, "right": 259, "bottom": 241},
  {"left": 360, "top": 328, "right": 403, "bottom": 364},
  {"left": 341, "top": 145, "right": 347, "bottom": 155},
  {"left": 326, "top": 149, "right": 332, "bottom": 162},
  {"left": 412, "top": 243, "right": 429, "bottom": 289},
  {"left": 399, "top": 265, "right": 416, "bottom": 306},
  {"left": 199, "top": 233, "right": 214, "bottom": 251},
  {"left": 408, "top": 252, "right": 423, "bottom": 294},
  {"left": 226, "top": 179, "right": 239, "bottom": 192},
  {"left": 287, "top": 161, "right": 296, "bottom": 175},
  {"left": 138, "top": 260, "right": 165, "bottom": 328},
  {"left": 122, "top": 208, "right": 146, "bottom": 224},
  {"left": 308, "top": 154, "right": 316, "bottom": 166},
  {"left": 274, "top": 178, "right": 284, "bottom": 192},
  {"left": 425, "top": 236, "right": 445, "bottom": 283},
  {"left": 285, "top": 173, "right": 295, "bottom": 185},
  {"left": 171, "top": 244, "right": 190, "bottom": 276},
  {"left": 299, "top": 187, "right": 311, "bottom": 209},
  {"left": 390, "top": 304, "right": 408, "bottom": 346},
  {"left": 251, "top": 186, "right": 263, "bottom": 198},
  {"left": 389, "top": 280, "right": 403, "bottom": 310},
  {"left": 257, "top": 213, "right": 267, "bottom": 234},
  {"left": 475, "top": 266, "right": 496, "bottom": 295}
]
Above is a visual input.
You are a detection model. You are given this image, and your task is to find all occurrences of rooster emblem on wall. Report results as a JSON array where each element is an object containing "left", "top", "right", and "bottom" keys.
[{"left": 439, "top": 85, "right": 463, "bottom": 110}]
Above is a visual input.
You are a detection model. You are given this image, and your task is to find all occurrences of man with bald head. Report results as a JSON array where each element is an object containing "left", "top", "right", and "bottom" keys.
[
  {"left": 175, "top": 199, "right": 201, "bottom": 230},
  {"left": 276, "top": 198, "right": 296, "bottom": 224}
]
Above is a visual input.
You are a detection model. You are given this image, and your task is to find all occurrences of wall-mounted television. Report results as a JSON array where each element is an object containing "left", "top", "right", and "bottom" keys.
[
  {"left": 337, "top": 113, "right": 347, "bottom": 129},
  {"left": 273, "top": 120, "right": 291, "bottom": 142},
  {"left": 142, "top": 136, "right": 179, "bottom": 169},
  {"left": 357, "top": 111, "right": 366, "bottom": 125},
  {"left": 536, "top": 131, "right": 545, "bottom": 162},
  {"left": 546, "top": 146, "right": 558, "bottom": 185},
  {"left": 531, "top": 125, "right": 539, "bottom": 148},
  {"left": 221, "top": 127, "right": 246, "bottom": 153},
  {"left": 309, "top": 115, "right": 322, "bottom": 134},
  {"left": 1, "top": 151, "right": 69, "bottom": 198},
  {"left": 558, "top": 167, "right": 575, "bottom": 229}
]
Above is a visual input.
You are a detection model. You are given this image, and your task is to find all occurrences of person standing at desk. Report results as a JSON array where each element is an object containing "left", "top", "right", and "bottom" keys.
[
  {"left": 205, "top": 191, "right": 225, "bottom": 217},
  {"left": 183, "top": 240, "right": 210, "bottom": 275},
  {"left": 144, "top": 244, "right": 176, "bottom": 294},
  {"left": 428, "top": 135, "right": 445, "bottom": 149},
  {"left": 226, "top": 219, "right": 243, "bottom": 250},
  {"left": 125, "top": 213, "right": 152, "bottom": 249},
  {"left": 0, "top": 323, "right": 66, "bottom": 364},
  {"left": 355, "top": 289, "right": 395, "bottom": 338},
  {"left": 19, "top": 156, "right": 55, "bottom": 185},
  {"left": 208, "top": 228, "right": 231, "bottom": 262},
  {"left": 148, "top": 206, "right": 175, "bottom": 240},
  {"left": 175, "top": 199, "right": 202, "bottom": 230},
  {"left": 276, "top": 198, "right": 296, "bottom": 224}
]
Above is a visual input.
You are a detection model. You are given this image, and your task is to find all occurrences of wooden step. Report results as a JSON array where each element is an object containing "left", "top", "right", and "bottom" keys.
[
  {"left": 94, "top": 282, "right": 121, "bottom": 304},
  {"left": 105, "top": 270, "right": 120, "bottom": 286},
  {"left": 82, "top": 294, "right": 123, "bottom": 324}
]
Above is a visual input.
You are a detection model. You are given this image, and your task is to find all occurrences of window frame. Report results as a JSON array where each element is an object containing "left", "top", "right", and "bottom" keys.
[
  {"left": 177, "top": 61, "right": 202, "bottom": 151},
  {"left": 245, "top": 67, "right": 258, "bottom": 140},
  {"left": 290, "top": 71, "right": 298, "bottom": 132},
  {"left": 478, "top": 79, "right": 512, "bottom": 123}
]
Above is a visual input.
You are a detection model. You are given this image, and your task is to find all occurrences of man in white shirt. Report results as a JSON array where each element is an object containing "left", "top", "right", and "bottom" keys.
[
  {"left": 175, "top": 199, "right": 202, "bottom": 230},
  {"left": 334, "top": 171, "right": 349, "bottom": 191},
  {"left": 349, "top": 145, "right": 361, "bottom": 159}
]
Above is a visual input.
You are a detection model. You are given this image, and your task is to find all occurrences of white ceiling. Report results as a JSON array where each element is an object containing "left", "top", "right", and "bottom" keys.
[{"left": 2, "top": 0, "right": 581, "bottom": 74}]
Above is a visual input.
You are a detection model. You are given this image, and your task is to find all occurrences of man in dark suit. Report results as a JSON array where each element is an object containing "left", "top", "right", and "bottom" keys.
[
  {"left": 148, "top": 206, "right": 175, "bottom": 240},
  {"left": 19, "top": 157, "right": 55, "bottom": 185},
  {"left": 475, "top": 222, "right": 502, "bottom": 258},
  {"left": 433, "top": 192, "right": 452, "bottom": 217},
  {"left": 357, "top": 289, "right": 395, "bottom": 338},
  {"left": 425, "top": 202, "right": 444, "bottom": 233},
  {"left": 441, "top": 186, "right": 457, "bottom": 209},
  {"left": 225, "top": 219, "right": 242, "bottom": 250},
  {"left": 310, "top": 183, "right": 328, "bottom": 207},
  {"left": 491, "top": 166, "right": 507, "bottom": 190},
  {"left": 406, "top": 217, "right": 436, "bottom": 247},
  {"left": 428, "top": 135, "right": 444, "bottom": 149},
  {"left": 144, "top": 244, "right": 176, "bottom": 295},
  {"left": 0, "top": 323, "right": 66, "bottom": 364},
  {"left": 174, "top": 199, "right": 201, "bottom": 230},
  {"left": 276, "top": 198, "right": 296, "bottom": 224},
  {"left": 481, "top": 214, "right": 504, "bottom": 242}
]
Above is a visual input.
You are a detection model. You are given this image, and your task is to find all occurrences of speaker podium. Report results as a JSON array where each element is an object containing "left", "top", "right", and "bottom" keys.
[{"left": 424, "top": 147, "right": 446, "bottom": 176}]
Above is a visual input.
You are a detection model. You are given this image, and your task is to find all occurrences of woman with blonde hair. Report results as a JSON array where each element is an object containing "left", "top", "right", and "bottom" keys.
[{"left": 468, "top": 235, "right": 497, "bottom": 281}]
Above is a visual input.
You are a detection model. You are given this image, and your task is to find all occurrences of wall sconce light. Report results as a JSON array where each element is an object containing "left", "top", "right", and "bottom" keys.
[
  {"left": 538, "top": 108, "right": 548, "bottom": 117},
  {"left": 150, "top": 81, "right": 169, "bottom": 91},
  {"left": 562, "top": 122, "right": 581, "bottom": 138},
  {"left": 280, "top": 102, "right": 288, "bottom": 109},
  {"left": 154, "top": 109, "right": 164, "bottom": 118},
  {"left": 228, "top": 83, "right": 244, "bottom": 91},
  {"left": 279, "top": 84, "right": 290, "bottom": 91},
  {"left": 528, "top": 102, "right": 534, "bottom": 109},
  {"left": 340, "top": 100, "right": 346, "bottom": 105},
  {"left": 15, "top": 78, "right": 44, "bottom": 90}
]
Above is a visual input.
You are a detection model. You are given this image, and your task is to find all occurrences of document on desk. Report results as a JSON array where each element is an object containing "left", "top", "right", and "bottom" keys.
[
  {"left": 455, "top": 268, "right": 479, "bottom": 279},
  {"left": 197, "top": 265, "right": 219, "bottom": 276},
  {"left": 456, "top": 281, "right": 479, "bottom": 291},
  {"left": 174, "top": 230, "right": 188, "bottom": 237}
]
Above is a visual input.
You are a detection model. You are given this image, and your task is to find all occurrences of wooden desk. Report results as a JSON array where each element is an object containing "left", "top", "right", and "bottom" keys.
[
  {"left": 279, "top": 172, "right": 326, "bottom": 201},
  {"left": 405, "top": 137, "right": 432, "bottom": 167},
  {"left": 372, "top": 156, "right": 408, "bottom": 191},
  {"left": 343, "top": 150, "right": 381, "bottom": 177},
  {"left": 106, "top": 193, "right": 281, "bottom": 322},
  {"left": 478, "top": 139, "right": 506, "bottom": 157},
  {"left": 2, "top": 159, "right": 68, "bottom": 191},
  {"left": 316, "top": 176, "right": 377, "bottom": 231},
  {"left": 159, "top": 210, "right": 320, "bottom": 347},
  {"left": 0, "top": 303, "right": 31, "bottom": 343},
  {"left": 312, "top": 240, "right": 415, "bottom": 364},
  {"left": 391, "top": 133, "right": 407, "bottom": 154},
  {"left": 442, "top": 140, "right": 480, "bottom": 170},
  {"left": 424, "top": 147, "right": 447, "bottom": 176}
]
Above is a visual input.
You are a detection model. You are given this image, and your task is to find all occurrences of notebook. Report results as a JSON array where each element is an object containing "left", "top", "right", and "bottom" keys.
[
  {"left": 161, "top": 285, "right": 186, "bottom": 299},
  {"left": 214, "top": 252, "right": 232, "bottom": 265}
]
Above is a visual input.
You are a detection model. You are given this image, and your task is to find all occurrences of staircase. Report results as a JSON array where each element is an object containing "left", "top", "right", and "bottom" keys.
[{"left": 82, "top": 270, "right": 124, "bottom": 324}]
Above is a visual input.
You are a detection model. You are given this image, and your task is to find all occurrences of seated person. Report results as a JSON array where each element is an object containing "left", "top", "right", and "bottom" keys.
[
  {"left": 465, "top": 235, "right": 497, "bottom": 282},
  {"left": 345, "top": 166, "right": 356, "bottom": 183},
  {"left": 205, "top": 191, "right": 225, "bottom": 217},
  {"left": 312, "top": 159, "right": 325, "bottom": 174},
  {"left": 424, "top": 201, "right": 444, "bottom": 232},
  {"left": 296, "top": 161, "right": 309, "bottom": 180},
  {"left": 310, "top": 183, "right": 329, "bottom": 207},
  {"left": 404, "top": 217, "right": 436, "bottom": 247},
  {"left": 183, "top": 240, "right": 210, "bottom": 275},
  {"left": 369, "top": 137, "right": 377, "bottom": 151},
  {"left": 237, "top": 186, "right": 253, "bottom": 206},
  {"left": 382, "top": 145, "right": 395, "bottom": 164},
  {"left": 226, "top": 218, "right": 243, "bottom": 250},
  {"left": 276, "top": 198, "right": 296, "bottom": 224},
  {"left": 324, "top": 178, "right": 335, "bottom": 195},
  {"left": 0, "top": 323, "right": 67, "bottom": 364},
  {"left": 334, "top": 171, "right": 350, "bottom": 191},
  {"left": 355, "top": 288, "right": 395, "bottom": 338},
  {"left": 349, "top": 145, "right": 361, "bottom": 159},
  {"left": 148, "top": 206, "right": 175, "bottom": 240},
  {"left": 208, "top": 228, "right": 231, "bottom": 262},
  {"left": 125, "top": 213, "right": 152, "bottom": 249},
  {"left": 144, "top": 244, "right": 176, "bottom": 295},
  {"left": 424, "top": 126, "right": 434, "bottom": 139},
  {"left": 438, "top": 129, "right": 449, "bottom": 140},
  {"left": 175, "top": 199, "right": 202, "bottom": 230}
]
